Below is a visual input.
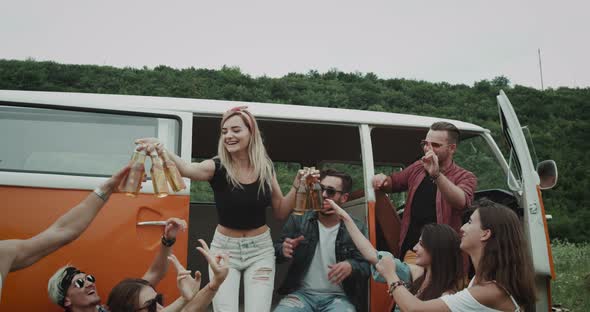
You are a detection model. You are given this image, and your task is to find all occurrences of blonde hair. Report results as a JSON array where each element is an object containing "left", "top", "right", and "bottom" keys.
[
  {"left": 47, "top": 265, "right": 73, "bottom": 306},
  {"left": 217, "top": 107, "right": 274, "bottom": 195}
]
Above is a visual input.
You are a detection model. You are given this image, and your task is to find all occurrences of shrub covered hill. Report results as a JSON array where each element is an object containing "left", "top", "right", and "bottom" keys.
[{"left": 1, "top": 59, "right": 588, "bottom": 242}]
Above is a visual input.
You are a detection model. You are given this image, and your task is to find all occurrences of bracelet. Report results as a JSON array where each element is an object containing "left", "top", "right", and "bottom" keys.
[
  {"left": 388, "top": 280, "right": 407, "bottom": 296},
  {"left": 93, "top": 188, "right": 109, "bottom": 202},
  {"left": 161, "top": 235, "right": 176, "bottom": 247},
  {"left": 430, "top": 172, "right": 440, "bottom": 182}
]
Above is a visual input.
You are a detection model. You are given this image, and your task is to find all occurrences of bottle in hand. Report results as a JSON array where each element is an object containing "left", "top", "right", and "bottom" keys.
[
  {"left": 150, "top": 149, "right": 169, "bottom": 198},
  {"left": 120, "top": 146, "right": 147, "bottom": 197}
]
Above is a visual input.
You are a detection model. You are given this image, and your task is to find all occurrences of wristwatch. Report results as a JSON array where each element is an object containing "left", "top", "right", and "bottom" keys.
[{"left": 161, "top": 235, "right": 176, "bottom": 247}]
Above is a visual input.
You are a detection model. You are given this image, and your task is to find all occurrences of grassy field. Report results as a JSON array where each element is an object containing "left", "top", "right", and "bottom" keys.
[{"left": 551, "top": 240, "right": 590, "bottom": 310}]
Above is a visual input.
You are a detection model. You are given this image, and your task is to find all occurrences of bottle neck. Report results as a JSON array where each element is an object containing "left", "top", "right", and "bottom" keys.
[{"left": 131, "top": 151, "right": 147, "bottom": 163}]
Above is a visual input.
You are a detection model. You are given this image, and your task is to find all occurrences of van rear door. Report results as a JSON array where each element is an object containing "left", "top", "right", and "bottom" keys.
[
  {"left": 0, "top": 99, "right": 191, "bottom": 311},
  {"left": 497, "top": 90, "right": 555, "bottom": 311}
]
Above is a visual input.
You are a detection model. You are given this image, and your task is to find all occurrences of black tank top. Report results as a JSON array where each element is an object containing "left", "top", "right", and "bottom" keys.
[{"left": 209, "top": 158, "right": 272, "bottom": 230}]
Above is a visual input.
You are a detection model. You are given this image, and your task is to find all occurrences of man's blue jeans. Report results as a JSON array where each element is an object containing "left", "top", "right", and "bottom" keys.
[{"left": 273, "top": 289, "right": 356, "bottom": 312}]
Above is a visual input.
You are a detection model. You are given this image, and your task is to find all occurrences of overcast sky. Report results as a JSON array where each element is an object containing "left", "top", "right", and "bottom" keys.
[{"left": 1, "top": 0, "right": 588, "bottom": 88}]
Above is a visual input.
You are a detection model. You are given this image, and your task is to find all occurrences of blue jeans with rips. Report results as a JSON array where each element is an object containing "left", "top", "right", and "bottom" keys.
[{"left": 273, "top": 289, "right": 356, "bottom": 312}]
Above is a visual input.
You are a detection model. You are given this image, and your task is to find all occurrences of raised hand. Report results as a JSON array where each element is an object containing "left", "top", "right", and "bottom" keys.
[
  {"left": 282, "top": 235, "right": 304, "bottom": 258},
  {"left": 134, "top": 138, "right": 166, "bottom": 155},
  {"left": 421, "top": 146, "right": 440, "bottom": 177},
  {"left": 98, "top": 165, "right": 131, "bottom": 195},
  {"left": 196, "top": 239, "right": 229, "bottom": 289},
  {"left": 372, "top": 173, "right": 390, "bottom": 190},
  {"left": 167, "top": 254, "right": 199, "bottom": 300},
  {"left": 294, "top": 168, "right": 320, "bottom": 186},
  {"left": 375, "top": 253, "right": 397, "bottom": 281},
  {"left": 326, "top": 199, "right": 351, "bottom": 222},
  {"left": 164, "top": 218, "right": 187, "bottom": 240},
  {"left": 327, "top": 261, "right": 352, "bottom": 284}
]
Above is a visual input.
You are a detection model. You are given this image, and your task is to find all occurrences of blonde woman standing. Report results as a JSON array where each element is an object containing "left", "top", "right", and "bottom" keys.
[{"left": 137, "top": 106, "right": 311, "bottom": 312}]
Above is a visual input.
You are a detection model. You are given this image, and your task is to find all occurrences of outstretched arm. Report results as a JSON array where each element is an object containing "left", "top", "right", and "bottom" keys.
[
  {"left": 182, "top": 239, "right": 230, "bottom": 312},
  {"left": 327, "top": 200, "right": 378, "bottom": 264},
  {"left": 270, "top": 169, "right": 319, "bottom": 221},
  {"left": 135, "top": 139, "right": 215, "bottom": 181},
  {"left": 142, "top": 218, "right": 187, "bottom": 287},
  {"left": 6, "top": 165, "right": 130, "bottom": 272},
  {"left": 376, "top": 255, "right": 451, "bottom": 312}
]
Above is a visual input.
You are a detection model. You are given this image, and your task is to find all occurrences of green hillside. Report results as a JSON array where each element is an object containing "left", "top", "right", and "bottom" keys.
[{"left": 1, "top": 59, "right": 588, "bottom": 242}]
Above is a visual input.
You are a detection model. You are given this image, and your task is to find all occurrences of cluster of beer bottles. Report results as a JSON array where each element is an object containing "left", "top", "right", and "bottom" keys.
[
  {"left": 119, "top": 144, "right": 186, "bottom": 198},
  {"left": 293, "top": 167, "right": 323, "bottom": 215}
]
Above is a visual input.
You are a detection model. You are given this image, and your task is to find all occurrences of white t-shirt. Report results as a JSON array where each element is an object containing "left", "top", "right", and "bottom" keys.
[
  {"left": 301, "top": 221, "right": 344, "bottom": 294},
  {"left": 440, "top": 278, "right": 520, "bottom": 312}
]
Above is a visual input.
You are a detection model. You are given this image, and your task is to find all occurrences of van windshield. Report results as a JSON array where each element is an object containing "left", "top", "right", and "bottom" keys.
[{"left": 454, "top": 134, "right": 507, "bottom": 191}]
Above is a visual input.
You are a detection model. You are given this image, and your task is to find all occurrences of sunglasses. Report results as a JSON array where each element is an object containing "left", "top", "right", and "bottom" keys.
[
  {"left": 420, "top": 140, "right": 452, "bottom": 149},
  {"left": 135, "top": 293, "right": 163, "bottom": 312},
  {"left": 72, "top": 274, "right": 95, "bottom": 288},
  {"left": 320, "top": 184, "right": 343, "bottom": 198}
]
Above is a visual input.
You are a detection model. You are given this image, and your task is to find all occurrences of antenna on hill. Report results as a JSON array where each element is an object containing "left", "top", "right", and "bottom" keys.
[{"left": 538, "top": 48, "right": 545, "bottom": 91}]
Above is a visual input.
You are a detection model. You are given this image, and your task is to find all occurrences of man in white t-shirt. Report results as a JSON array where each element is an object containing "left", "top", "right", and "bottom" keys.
[{"left": 274, "top": 169, "right": 370, "bottom": 312}]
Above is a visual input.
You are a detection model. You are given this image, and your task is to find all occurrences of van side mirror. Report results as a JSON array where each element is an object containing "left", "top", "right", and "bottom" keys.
[{"left": 537, "top": 160, "right": 558, "bottom": 190}]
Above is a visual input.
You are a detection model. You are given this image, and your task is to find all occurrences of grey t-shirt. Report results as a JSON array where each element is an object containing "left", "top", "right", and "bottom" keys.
[{"left": 301, "top": 221, "right": 345, "bottom": 294}]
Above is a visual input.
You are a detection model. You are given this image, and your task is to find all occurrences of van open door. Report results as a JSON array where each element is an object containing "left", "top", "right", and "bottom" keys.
[
  {"left": 0, "top": 92, "right": 192, "bottom": 311},
  {"left": 497, "top": 90, "right": 555, "bottom": 311}
]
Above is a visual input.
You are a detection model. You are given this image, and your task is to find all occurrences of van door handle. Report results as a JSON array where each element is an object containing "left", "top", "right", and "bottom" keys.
[{"left": 137, "top": 221, "right": 167, "bottom": 226}]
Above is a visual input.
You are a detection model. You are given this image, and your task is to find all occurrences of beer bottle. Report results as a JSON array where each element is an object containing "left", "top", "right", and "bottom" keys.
[
  {"left": 159, "top": 145, "right": 186, "bottom": 192},
  {"left": 120, "top": 147, "right": 147, "bottom": 197},
  {"left": 150, "top": 149, "right": 169, "bottom": 198}
]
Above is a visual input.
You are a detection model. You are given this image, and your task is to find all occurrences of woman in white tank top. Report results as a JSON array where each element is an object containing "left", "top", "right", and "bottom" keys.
[{"left": 375, "top": 199, "right": 537, "bottom": 311}]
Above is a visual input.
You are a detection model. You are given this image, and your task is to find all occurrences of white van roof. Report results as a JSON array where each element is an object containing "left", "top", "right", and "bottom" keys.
[{"left": 0, "top": 90, "right": 486, "bottom": 133}]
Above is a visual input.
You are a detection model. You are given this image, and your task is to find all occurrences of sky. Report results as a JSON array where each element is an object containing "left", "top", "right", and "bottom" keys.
[{"left": 1, "top": 0, "right": 589, "bottom": 89}]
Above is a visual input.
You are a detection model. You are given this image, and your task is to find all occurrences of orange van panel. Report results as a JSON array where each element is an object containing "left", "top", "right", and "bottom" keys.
[
  {"left": 367, "top": 201, "right": 394, "bottom": 311},
  {"left": 0, "top": 186, "right": 189, "bottom": 311}
]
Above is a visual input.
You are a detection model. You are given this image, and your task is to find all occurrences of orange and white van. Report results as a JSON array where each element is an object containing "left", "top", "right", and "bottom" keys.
[{"left": 0, "top": 90, "right": 556, "bottom": 311}]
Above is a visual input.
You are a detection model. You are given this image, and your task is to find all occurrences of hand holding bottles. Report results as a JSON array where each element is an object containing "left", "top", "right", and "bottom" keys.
[
  {"left": 121, "top": 140, "right": 187, "bottom": 198},
  {"left": 292, "top": 167, "right": 322, "bottom": 215}
]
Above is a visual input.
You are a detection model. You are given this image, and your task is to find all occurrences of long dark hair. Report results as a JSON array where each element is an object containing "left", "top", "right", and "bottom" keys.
[
  {"left": 409, "top": 223, "right": 463, "bottom": 300},
  {"left": 476, "top": 199, "right": 537, "bottom": 307},
  {"left": 106, "top": 278, "right": 151, "bottom": 312}
]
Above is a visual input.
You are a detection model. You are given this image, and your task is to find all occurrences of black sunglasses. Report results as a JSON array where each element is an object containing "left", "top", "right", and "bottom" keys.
[
  {"left": 320, "top": 184, "right": 343, "bottom": 197},
  {"left": 73, "top": 274, "right": 95, "bottom": 288},
  {"left": 136, "top": 293, "right": 163, "bottom": 312},
  {"left": 420, "top": 140, "right": 451, "bottom": 149}
]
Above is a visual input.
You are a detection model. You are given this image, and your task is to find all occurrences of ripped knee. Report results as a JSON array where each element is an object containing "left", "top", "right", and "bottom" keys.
[
  {"left": 279, "top": 295, "right": 305, "bottom": 308},
  {"left": 252, "top": 266, "right": 273, "bottom": 281}
]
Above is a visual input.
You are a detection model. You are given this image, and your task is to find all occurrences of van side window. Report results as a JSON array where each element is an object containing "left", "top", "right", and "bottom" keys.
[{"left": 0, "top": 105, "right": 180, "bottom": 176}]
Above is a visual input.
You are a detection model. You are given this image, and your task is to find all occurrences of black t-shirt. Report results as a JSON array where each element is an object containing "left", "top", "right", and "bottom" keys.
[
  {"left": 209, "top": 158, "right": 272, "bottom": 230},
  {"left": 400, "top": 175, "right": 437, "bottom": 257}
]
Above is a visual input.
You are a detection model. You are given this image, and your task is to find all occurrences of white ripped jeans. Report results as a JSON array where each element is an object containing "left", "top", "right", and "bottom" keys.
[{"left": 209, "top": 228, "right": 276, "bottom": 312}]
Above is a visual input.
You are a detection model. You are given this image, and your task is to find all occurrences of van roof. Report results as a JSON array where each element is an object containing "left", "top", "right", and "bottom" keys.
[{"left": 0, "top": 90, "right": 486, "bottom": 133}]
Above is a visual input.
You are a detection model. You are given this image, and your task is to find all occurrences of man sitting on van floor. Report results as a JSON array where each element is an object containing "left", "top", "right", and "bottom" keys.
[
  {"left": 274, "top": 169, "right": 370, "bottom": 312},
  {"left": 0, "top": 165, "right": 129, "bottom": 303},
  {"left": 373, "top": 121, "right": 477, "bottom": 262},
  {"left": 47, "top": 217, "right": 187, "bottom": 312}
]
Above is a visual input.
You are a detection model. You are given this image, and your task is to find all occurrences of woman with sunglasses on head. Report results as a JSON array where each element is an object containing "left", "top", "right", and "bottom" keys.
[
  {"left": 107, "top": 241, "right": 229, "bottom": 312},
  {"left": 326, "top": 200, "right": 464, "bottom": 311},
  {"left": 136, "top": 106, "right": 314, "bottom": 312},
  {"left": 375, "top": 198, "right": 537, "bottom": 311}
]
